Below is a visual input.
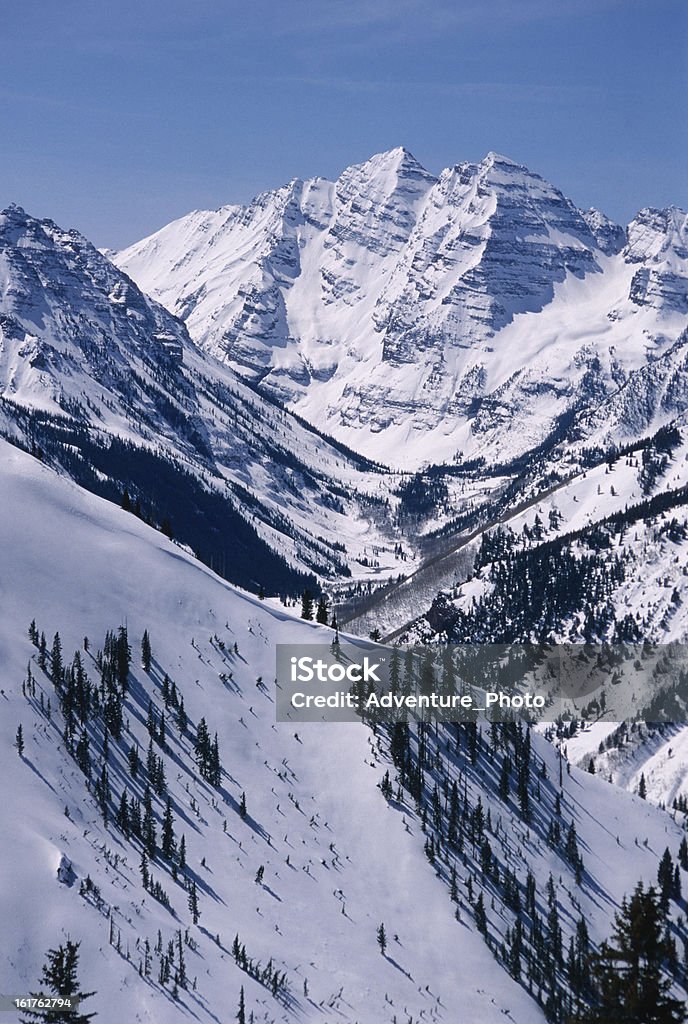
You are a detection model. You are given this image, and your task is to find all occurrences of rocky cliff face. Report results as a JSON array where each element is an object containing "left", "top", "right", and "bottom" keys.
[{"left": 625, "top": 206, "right": 688, "bottom": 314}]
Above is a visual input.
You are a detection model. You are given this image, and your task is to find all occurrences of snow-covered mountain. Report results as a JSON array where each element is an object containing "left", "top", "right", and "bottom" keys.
[
  {"left": 2, "top": 438, "right": 686, "bottom": 1023},
  {"left": 2, "top": 158, "right": 688, "bottom": 1024},
  {"left": 0, "top": 203, "right": 411, "bottom": 592},
  {"left": 115, "top": 149, "right": 688, "bottom": 469}
]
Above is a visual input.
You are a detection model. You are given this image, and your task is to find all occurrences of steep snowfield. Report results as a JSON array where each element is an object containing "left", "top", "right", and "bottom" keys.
[
  {"left": 1, "top": 440, "right": 686, "bottom": 1022},
  {"left": 115, "top": 150, "right": 688, "bottom": 470},
  {"left": 0, "top": 440, "right": 540, "bottom": 1023}
]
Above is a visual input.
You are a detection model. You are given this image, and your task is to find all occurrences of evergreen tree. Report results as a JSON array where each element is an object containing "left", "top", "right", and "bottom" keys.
[
  {"left": 573, "top": 883, "right": 686, "bottom": 1024},
  {"left": 209, "top": 734, "right": 221, "bottom": 786},
  {"left": 21, "top": 940, "right": 96, "bottom": 1022},
  {"left": 51, "top": 633, "right": 64, "bottom": 685},
  {"left": 376, "top": 922, "right": 387, "bottom": 955},
  {"left": 38, "top": 632, "right": 47, "bottom": 672},
  {"left": 474, "top": 891, "right": 487, "bottom": 935},
  {"left": 15, "top": 724, "right": 24, "bottom": 757},
  {"left": 679, "top": 837, "right": 688, "bottom": 872},
  {"left": 658, "top": 848, "right": 675, "bottom": 909},
  {"left": 187, "top": 880, "right": 200, "bottom": 925},
  {"left": 236, "top": 986, "right": 246, "bottom": 1024},
  {"left": 162, "top": 797, "right": 176, "bottom": 861},
  {"left": 239, "top": 792, "right": 247, "bottom": 819},
  {"left": 116, "top": 791, "right": 130, "bottom": 838},
  {"left": 315, "top": 596, "right": 329, "bottom": 624},
  {"left": 638, "top": 773, "right": 647, "bottom": 799},
  {"left": 140, "top": 851, "right": 150, "bottom": 890},
  {"left": 141, "top": 630, "right": 151, "bottom": 672},
  {"left": 115, "top": 626, "right": 130, "bottom": 693},
  {"left": 176, "top": 696, "right": 187, "bottom": 735},
  {"left": 194, "top": 718, "right": 211, "bottom": 776},
  {"left": 300, "top": 589, "right": 314, "bottom": 621},
  {"left": 142, "top": 787, "right": 156, "bottom": 858},
  {"left": 75, "top": 731, "right": 90, "bottom": 778}
]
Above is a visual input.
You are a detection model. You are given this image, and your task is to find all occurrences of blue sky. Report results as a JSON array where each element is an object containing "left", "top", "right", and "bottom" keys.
[{"left": 2, "top": 0, "right": 685, "bottom": 248}]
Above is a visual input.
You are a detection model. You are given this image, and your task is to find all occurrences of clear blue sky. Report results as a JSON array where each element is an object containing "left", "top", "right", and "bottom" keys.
[{"left": 2, "top": 0, "right": 686, "bottom": 248}]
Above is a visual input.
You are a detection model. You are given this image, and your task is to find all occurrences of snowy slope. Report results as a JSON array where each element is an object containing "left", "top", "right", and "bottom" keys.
[
  {"left": 0, "top": 439, "right": 540, "bottom": 1024},
  {"left": 1, "top": 440, "right": 686, "bottom": 1023}
]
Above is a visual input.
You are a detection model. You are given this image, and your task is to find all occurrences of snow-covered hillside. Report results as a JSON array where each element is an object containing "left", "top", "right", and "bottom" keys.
[
  {"left": 0, "top": 203, "right": 412, "bottom": 589},
  {"left": 1, "top": 440, "right": 687, "bottom": 1023},
  {"left": 115, "top": 150, "right": 688, "bottom": 470}
]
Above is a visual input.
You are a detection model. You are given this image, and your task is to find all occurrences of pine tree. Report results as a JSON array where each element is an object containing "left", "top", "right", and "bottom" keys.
[
  {"left": 162, "top": 798, "right": 176, "bottom": 861},
  {"left": 315, "top": 596, "right": 329, "bottom": 624},
  {"left": 116, "top": 791, "right": 130, "bottom": 838},
  {"left": 638, "top": 772, "right": 647, "bottom": 799},
  {"left": 15, "top": 724, "right": 24, "bottom": 757},
  {"left": 142, "top": 787, "right": 156, "bottom": 858},
  {"left": 658, "top": 848, "right": 675, "bottom": 909},
  {"left": 300, "top": 589, "right": 314, "bottom": 621},
  {"left": 141, "top": 630, "right": 151, "bottom": 673},
  {"left": 679, "top": 837, "right": 688, "bottom": 872},
  {"left": 236, "top": 985, "right": 246, "bottom": 1024},
  {"left": 51, "top": 633, "right": 64, "bottom": 685},
  {"left": 239, "top": 792, "right": 247, "bottom": 819},
  {"left": 140, "top": 851, "right": 150, "bottom": 890},
  {"left": 187, "top": 880, "right": 200, "bottom": 925},
  {"left": 194, "top": 718, "right": 211, "bottom": 778},
  {"left": 210, "top": 734, "right": 221, "bottom": 786},
  {"left": 573, "top": 883, "right": 686, "bottom": 1024},
  {"left": 376, "top": 922, "right": 387, "bottom": 955},
  {"left": 176, "top": 696, "right": 187, "bottom": 735},
  {"left": 75, "top": 731, "right": 90, "bottom": 778},
  {"left": 20, "top": 940, "right": 96, "bottom": 1022},
  {"left": 38, "top": 632, "right": 47, "bottom": 672},
  {"left": 474, "top": 891, "right": 487, "bottom": 935}
]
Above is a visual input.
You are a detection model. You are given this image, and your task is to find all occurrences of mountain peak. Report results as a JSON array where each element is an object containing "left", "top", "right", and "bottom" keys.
[
  {"left": 483, "top": 151, "right": 522, "bottom": 168},
  {"left": 0, "top": 203, "right": 32, "bottom": 232},
  {"left": 1, "top": 202, "right": 28, "bottom": 218},
  {"left": 345, "top": 146, "right": 435, "bottom": 186}
]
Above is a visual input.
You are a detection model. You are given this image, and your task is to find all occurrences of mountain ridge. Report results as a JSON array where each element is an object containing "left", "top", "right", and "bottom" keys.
[{"left": 114, "top": 149, "right": 688, "bottom": 470}]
